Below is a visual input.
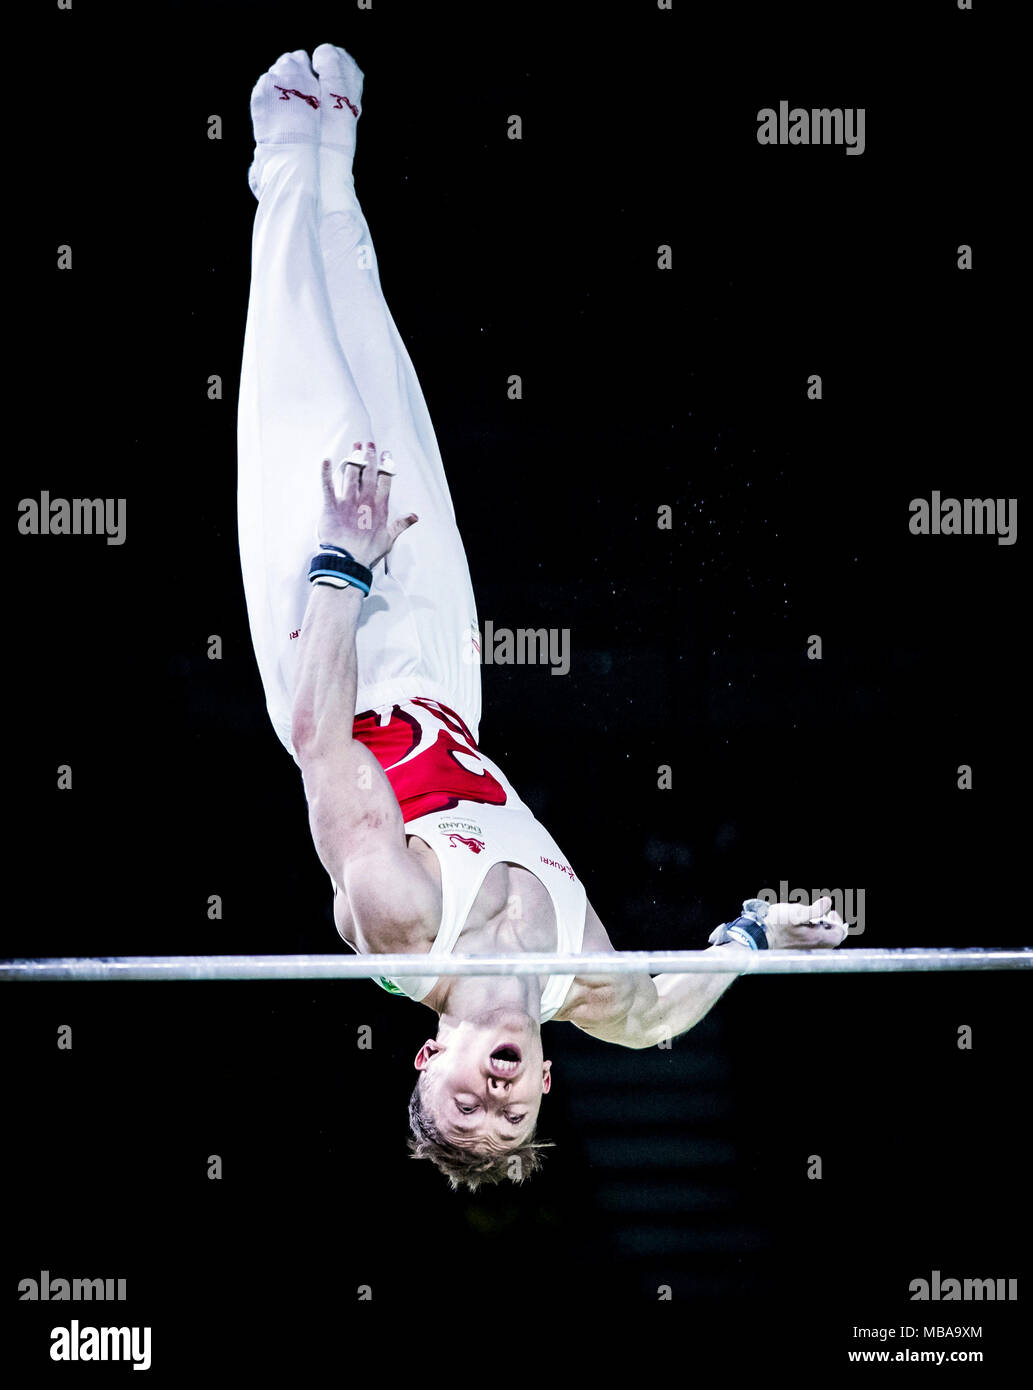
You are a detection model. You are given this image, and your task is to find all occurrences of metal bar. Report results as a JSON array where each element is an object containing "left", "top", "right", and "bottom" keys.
[{"left": 0, "top": 949, "right": 1029, "bottom": 982}]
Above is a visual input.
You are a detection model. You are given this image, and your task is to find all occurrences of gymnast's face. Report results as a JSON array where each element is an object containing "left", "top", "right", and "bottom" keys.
[{"left": 414, "top": 1008, "right": 552, "bottom": 1151}]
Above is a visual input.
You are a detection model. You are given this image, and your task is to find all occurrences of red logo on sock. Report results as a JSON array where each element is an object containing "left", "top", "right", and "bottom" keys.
[
  {"left": 330, "top": 92, "right": 359, "bottom": 117},
  {"left": 274, "top": 85, "right": 320, "bottom": 110}
]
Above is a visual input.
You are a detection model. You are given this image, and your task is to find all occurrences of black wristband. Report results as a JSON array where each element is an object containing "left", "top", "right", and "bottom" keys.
[
  {"left": 708, "top": 901, "right": 770, "bottom": 951},
  {"left": 308, "top": 549, "right": 373, "bottom": 596},
  {"left": 721, "top": 914, "right": 769, "bottom": 950}
]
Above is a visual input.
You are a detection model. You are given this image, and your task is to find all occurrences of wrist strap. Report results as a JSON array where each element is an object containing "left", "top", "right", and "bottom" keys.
[
  {"left": 708, "top": 899, "right": 770, "bottom": 950},
  {"left": 308, "top": 548, "right": 372, "bottom": 596}
]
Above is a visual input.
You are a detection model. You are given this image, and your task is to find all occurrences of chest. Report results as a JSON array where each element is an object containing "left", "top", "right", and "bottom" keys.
[
  {"left": 462, "top": 861, "right": 559, "bottom": 953},
  {"left": 332, "top": 842, "right": 558, "bottom": 953}
]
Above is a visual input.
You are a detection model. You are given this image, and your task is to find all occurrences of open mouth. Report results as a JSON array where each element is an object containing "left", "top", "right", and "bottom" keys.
[{"left": 489, "top": 1044, "right": 522, "bottom": 1076}]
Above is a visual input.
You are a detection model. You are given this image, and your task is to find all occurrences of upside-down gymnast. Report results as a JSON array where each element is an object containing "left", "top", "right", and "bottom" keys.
[{"left": 237, "top": 44, "right": 847, "bottom": 1190}]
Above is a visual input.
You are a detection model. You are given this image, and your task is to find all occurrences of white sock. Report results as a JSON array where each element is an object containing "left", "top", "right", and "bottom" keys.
[
  {"left": 248, "top": 49, "right": 322, "bottom": 199},
  {"left": 312, "top": 44, "right": 364, "bottom": 159},
  {"left": 312, "top": 43, "right": 365, "bottom": 211}
]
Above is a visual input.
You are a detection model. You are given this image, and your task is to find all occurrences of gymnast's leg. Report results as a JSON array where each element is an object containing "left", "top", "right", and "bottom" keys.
[
  {"left": 310, "top": 43, "right": 482, "bottom": 741},
  {"left": 237, "top": 50, "right": 375, "bottom": 755}
]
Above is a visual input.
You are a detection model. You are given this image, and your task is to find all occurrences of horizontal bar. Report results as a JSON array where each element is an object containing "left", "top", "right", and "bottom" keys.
[{"left": 0, "top": 949, "right": 1029, "bottom": 982}]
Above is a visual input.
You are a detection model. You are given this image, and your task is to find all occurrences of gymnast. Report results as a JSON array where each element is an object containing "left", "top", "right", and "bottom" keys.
[{"left": 237, "top": 44, "right": 847, "bottom": 1190}]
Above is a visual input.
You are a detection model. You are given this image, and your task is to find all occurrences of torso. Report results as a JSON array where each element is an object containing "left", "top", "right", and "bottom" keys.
[{"left": 332, "top": 833, "right": 627, "bottom": 1023}]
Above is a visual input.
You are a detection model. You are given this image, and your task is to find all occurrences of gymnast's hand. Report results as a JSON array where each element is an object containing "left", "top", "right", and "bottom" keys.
[
  {"left": 319, "top": 442, "right": 419, "bottom": 568},
  {"left": 763, "top": 895, "right": 848, "bottom": 949}
]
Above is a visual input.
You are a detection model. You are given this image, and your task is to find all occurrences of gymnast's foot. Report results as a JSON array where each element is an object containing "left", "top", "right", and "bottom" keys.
[
  {"left": 311, "top": 43, "right": 365, "bottom": 213},
  {"left": 248, "top": 50, "right": 322, "bottom": 199},
  {"left": 312, "top": 44, "right": 364, "bottom": 160}
]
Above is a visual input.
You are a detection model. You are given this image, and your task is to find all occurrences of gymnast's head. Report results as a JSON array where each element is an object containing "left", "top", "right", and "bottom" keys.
[{"left": 407, "top": 1004, "right": 554, "bottom": 1190}]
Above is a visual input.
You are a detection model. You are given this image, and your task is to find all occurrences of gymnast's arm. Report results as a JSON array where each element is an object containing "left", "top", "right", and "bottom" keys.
[
  {"left": 568, "top": 899, "right": 849, "bottom": 1048},
  {"left": 290, "top": 455, "right": 429, "bottom": 938},
  {"left": 291, "top": 583, "right": 433, "bottom": 936},
  {"left": 567, "top": 947, "right": 750, "bottom": 1049}
]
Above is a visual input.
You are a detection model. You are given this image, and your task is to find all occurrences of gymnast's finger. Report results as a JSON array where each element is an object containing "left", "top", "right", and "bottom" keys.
[
  {"left": 360, "top": 441, "right": 379, "bottom": 498},
  {"left": 374, "top": 450, "right": 396, "bottom": 506},
  {"left": 339, "top": 443, "right": 366, "bottom": 501},
  {"left": 320, "top": 458, "right": 337, "bottom": 505},
  {"left": 796, "top": 894, "right": 833, "bottom": 924}
]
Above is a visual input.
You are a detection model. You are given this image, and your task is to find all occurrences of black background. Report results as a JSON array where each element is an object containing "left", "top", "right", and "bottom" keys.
[{"left": 4, "top": 0, "right": 1026, "bottom": 1377}]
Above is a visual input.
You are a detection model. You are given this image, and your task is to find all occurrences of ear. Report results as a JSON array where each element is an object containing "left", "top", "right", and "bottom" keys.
[
  {"left": 414, "top": 1040, "right": 439, "bottom": 1071},
  {"left": 541, "top": 1060, "right": 552, "bottom": 1094}
]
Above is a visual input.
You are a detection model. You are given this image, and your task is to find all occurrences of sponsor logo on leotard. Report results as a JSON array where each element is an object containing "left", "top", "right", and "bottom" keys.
[
  {"left": 540, "top": 855, "right": 576, "bottom": 881},
  {"left": 438, "top": 818, "right": 483, "bottom": 839},
  {"left": 447, "top": 833, "right": 486, "bottom": 854}
]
